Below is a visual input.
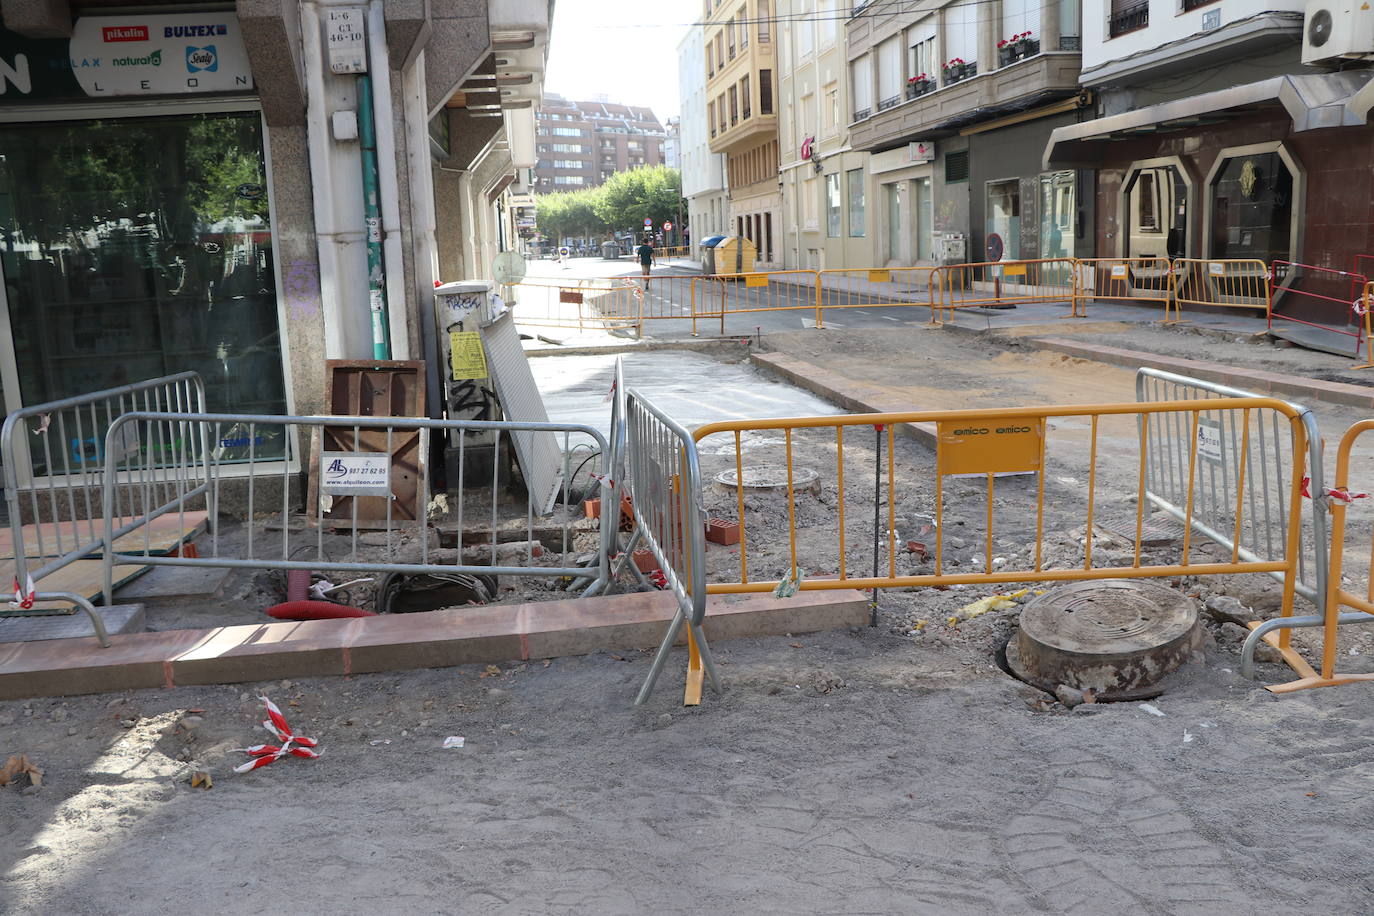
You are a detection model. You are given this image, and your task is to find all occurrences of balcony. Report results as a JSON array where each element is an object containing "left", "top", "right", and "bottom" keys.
[
  {"left": 1109, "top": 0, "right": 1149, "bottom": 37},
  {"left": 941, "top": 61, "right": 978, "bottom": 86},
  {"left": 707, "top": 111, "right": 779, "bottom": 154},
  {"left": 997, "top": 39, "right": 1040, "bottom": 68},
  {"left": 877, "top": 94, "right": 901, "bottom": 112},
  {"left": 849, "top": 51, "right": 1083, "bottom": 151}
]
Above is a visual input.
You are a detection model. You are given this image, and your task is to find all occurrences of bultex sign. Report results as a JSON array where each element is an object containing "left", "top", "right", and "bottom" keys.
[{"left": 0, "top": 13, "right": 253, "bottom": 101}]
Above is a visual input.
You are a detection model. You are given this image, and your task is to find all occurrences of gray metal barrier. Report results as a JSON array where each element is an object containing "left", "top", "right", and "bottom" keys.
[
  {"left": 100, "top": 411, "right": 614, "bottom": 606},
  {"left": 1136, "top": 367, "right": 1327, "bottom": 606},
  {"left": 612, "top": 382, "right": 721, "bottom": 705},
  {"left": 1, "top": 372, "right": 207, "bottom": 646}
]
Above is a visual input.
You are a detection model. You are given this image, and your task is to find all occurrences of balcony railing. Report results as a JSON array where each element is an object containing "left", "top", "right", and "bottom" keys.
[
  {"left": 1182, "top": 0, "right": 1215, "bottom": 9},
  {"left": 1109, "top": 1, "right": 1149, "bottom": 36},
  {"left": 941, "top": 61, "right": 977, "bottom": 86},
  {"left": 853, "top": 106, "right": 872, "bottom": 121},
  {"left": 997, "top": 39, "right": 1040, "bottom": 68},
  {"left": 905, "top": 78, "right": 935, "bottom": 100},
  {"left": 877, "top": 94, "right": 900, "bottom": 111}
]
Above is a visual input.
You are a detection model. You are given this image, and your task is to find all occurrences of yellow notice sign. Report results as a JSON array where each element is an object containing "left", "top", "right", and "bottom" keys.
[
  {"left": 449, "top": 331, "right": 488, "bottom": 380},
  {"left": 1002, "top": 263, "right": 1027, "bottom": 277},
  {"left": 745, "top": 274, "right": 769, "bottom": 288},
  {"left": 937, "top": 418, "right": 1045, "bottom": 476},
  {"left": 868, "top": 269, "right": 891, "bottom": 283}
]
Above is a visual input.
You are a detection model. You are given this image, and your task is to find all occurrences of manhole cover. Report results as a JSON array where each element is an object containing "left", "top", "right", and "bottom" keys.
[
  {"left": 714, "top": 465, "right": 820, "bottom": 494},
  {"left": 1004, "top": 579, "right": 1200, "bottom": 699}
]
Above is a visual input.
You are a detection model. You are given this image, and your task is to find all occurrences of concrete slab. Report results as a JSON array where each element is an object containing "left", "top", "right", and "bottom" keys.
[
  {"left": 0, "top": 588, "right": 871, "bottom": 700},
  {"left": 0, "top": 603, "right": 144, "bottom": 643},
  {"left": 113, "top": 564, "right": 232, "bottom": 604}
]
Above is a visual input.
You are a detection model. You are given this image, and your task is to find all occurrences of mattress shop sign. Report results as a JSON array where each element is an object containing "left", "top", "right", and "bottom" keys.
[{"left": 0, "top": 13, "right": 254, "bottom": 100}]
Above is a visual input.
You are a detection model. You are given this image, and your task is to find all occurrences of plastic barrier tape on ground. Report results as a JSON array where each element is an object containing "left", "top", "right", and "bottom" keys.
[
  {"left": 10, "top": 573, "right": 35, "bottom": 610},
  {"left": 232, "top": 697, "right": 321, "bottom": 773}
]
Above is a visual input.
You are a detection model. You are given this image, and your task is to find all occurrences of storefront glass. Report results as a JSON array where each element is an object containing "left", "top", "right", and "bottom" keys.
[
  {"left": 0, "top": 112, "right": 287, "bottom": 461},
  {"left": 985, "top": 179, "right": 1020, "bottom": 260},
  {"left": 1208, "top": 152, "right": 1293, "bottom": 263},
  {"left": 1039, "top": 171, "right": 1075, "bottom": 259}
]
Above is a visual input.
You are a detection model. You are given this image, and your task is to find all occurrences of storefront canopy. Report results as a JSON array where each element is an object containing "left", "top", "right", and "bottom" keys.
[{"left": 1044, "top": 72, "right": 1374, "bottom": 170}]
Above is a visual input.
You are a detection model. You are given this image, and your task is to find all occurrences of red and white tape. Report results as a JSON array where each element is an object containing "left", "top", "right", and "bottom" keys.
[
  {"left": 1302, "top": 476, "right": 1368, "bottom": 506},
  {"left": 602, "top": 378, "right": 617, "bottom": 404},
  {"left": 11, "top": 573, "right": 35, "bottom": 610},
  {"left": 232, "top": 696, "right": 320, "bottom": 773},
  {"left": 589, "top": 471, "right": 617, "bottom": 491}
]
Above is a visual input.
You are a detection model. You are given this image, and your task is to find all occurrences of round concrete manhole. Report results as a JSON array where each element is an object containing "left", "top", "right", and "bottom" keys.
[
  {"left": 1004, "top": 579, "right": 1201, "bottom": 700},
  {"left": 714, "top": 465, "right": 820, "bottom": 495}
]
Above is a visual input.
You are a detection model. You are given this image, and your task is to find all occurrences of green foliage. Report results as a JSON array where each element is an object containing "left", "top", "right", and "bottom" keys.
[{"left": 534, "top": 166, "right": 682, "bottom": 241}]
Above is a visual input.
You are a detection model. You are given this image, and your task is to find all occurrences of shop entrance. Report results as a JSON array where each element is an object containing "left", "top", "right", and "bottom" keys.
[{"left": 0, "top": 110, "right": 287, "bottom": 467}]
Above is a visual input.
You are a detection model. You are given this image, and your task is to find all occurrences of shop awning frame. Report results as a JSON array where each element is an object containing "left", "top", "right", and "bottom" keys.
[{"left": 1044, "top": 72, "right": 1374, "bottom": 170}]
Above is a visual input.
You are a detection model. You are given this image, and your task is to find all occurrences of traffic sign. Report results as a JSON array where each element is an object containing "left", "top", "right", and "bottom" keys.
[
  {"left": 663, "top": 221, "right": 673, "bottom": 231},
  {"left": 643, "top": 218, "right": 652, "bottom": 227}
]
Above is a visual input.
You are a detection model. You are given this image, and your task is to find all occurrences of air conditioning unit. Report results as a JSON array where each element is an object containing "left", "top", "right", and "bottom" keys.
[{"left": 1302, "top": 0, "right": 1374, "bottom": 65}]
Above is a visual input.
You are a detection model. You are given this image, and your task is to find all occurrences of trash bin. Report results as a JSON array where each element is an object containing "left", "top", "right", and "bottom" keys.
[
  {"left": 711, "top": 236, "right": 757, "bottom": 277},
  {"left": 699, "top": 235, "right": 727, "bottom": 275},
  {"left": 601, "top": 241, "right": 622, "bottom": 259}
]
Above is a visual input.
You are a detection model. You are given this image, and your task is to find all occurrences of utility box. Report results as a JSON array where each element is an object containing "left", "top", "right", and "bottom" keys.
[
  {"left": 711, "top": 236, "right": 758, "bottom": 276},
  {"left": 937, "top": 233, "right": 967, "bottom": 265}
]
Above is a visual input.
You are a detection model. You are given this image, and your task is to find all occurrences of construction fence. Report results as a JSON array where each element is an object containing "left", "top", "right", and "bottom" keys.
[{"left": 497, "top": 256, "right": 1369, "bottom": 337}]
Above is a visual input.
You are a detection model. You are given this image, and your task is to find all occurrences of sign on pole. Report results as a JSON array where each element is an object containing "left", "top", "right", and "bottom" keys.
[
  {"left": 643, "top": 218, "right": 653, "bottom": 228},
  {"left": 664, "top": 221, "right": 674, "bottom": 231}
]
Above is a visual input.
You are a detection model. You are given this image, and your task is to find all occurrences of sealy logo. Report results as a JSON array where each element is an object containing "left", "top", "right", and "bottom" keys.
[
  {"left": 103, "top": 25, "right": 149, "bottom": 42},
  {"left": 164, "top": 24, "right": 228, "bottom": 38},
  {"left": 186, "top": 45, "right": 218, "bottom": 73},
  {"left": 112, "top": 49, "right": 163, "bottom": 67}
]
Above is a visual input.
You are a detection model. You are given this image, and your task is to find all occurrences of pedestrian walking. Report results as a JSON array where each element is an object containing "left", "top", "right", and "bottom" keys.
[{"left": 635, "top": 237, "right": 656, "bottom": 288}]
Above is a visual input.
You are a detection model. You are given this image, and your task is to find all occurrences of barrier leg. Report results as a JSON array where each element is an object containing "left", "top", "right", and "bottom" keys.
[
  {"left": 684, "top": 625, "right": 704, "bottom": 706},
  {"left": 635, "top": 608, "right": 685, "bottom": 705},
  {"left": 36, "top": 591, "right": 111, "bottom": 648}
]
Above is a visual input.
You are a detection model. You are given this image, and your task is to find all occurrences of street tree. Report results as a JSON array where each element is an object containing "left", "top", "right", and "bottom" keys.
[{"left": 593, "top": 166, "right": 682, "bottom": 234}]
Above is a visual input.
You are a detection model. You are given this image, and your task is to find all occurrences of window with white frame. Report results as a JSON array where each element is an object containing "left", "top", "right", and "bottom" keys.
[
  {"left": 554, "top": 176, "right": 584, "bottom": 185},
  {"left": 1001, "top": 0, "right": 1036, "bottom": 43},
  {"left": 826, "top": 172, "right": 841, "bottom": 236},
  {"left": 552, "top": 160, "right": 583, "bottom": 168},
  {"left": 798, "top": 0, "right": 815, "bottom": 57},
  {"left": 848, "top": 168, "right": 865, "bottom": 237},
  {"left": 819, "top": 0, "right": 837, "bottom": 45},
  {"left": 552, "top": 127, "right": 584, "bottom": 136},
  {"left": 850, "top": 53, "right": 872, "bottom": 119},
  {"left": 944, "top": 0, "right": 978, "bottom": 67},
  {"left": 907, "top": 20, "right": 936, "bottom": 81},
  {"left": 877, "top": 37, "right": 901, "bottom": 109}
]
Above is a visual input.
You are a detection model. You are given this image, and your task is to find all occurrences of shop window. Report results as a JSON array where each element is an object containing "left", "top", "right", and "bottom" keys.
[
  {"left": 1123, "top": 163, "right": 1188, "bottom": 259},
  {"left": 985, "top": 179, "right": 1021, "bottom": 261},
  {"left": 847, "top": 168, "right": 866, "bottom": 238},
  {"left": 0, "top": 112, "right": 288, "bottom": 458},
  {"left": 826, "top": 173, "right": 841, "bottom": 237},
  {"left": 1039, "top": 171, "right": 1076, "bottom": 260},
  {"left": 1208, "top": 152, "right": 1294, "bottom": 263}
]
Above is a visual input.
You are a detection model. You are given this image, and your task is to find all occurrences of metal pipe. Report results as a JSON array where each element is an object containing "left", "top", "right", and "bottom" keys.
[
  {"left": 357, "top": 73, "right": 391, "bottom": 359},
  {"left": 1240, "top": 612, "right": 1374, "bottom": 679},
  {"left": 366, "top": 0, "right": 410, "bottom": 360}
]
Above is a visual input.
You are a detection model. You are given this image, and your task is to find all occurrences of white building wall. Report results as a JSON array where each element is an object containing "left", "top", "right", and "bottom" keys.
[
  {"left": 677, "top": 25, "right": 728, "bottom": 242},
  {"left": 1080, "top": 0, "right": 1304, "bottom": 75}
]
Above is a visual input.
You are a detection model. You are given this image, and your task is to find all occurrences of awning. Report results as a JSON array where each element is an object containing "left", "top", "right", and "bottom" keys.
[{"left": 1044, "top": 72, "right": 1374, "bottom": 169}]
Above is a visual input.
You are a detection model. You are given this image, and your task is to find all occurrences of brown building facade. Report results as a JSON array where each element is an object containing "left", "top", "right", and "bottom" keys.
[{"left": 533, "top": 93, "right": 666, "bottom": 191}]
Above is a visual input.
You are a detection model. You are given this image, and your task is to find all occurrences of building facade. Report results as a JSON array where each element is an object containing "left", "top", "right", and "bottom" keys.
[
  {"left": 846, "top": 0, "right": 1088, "bottom": 268},
  {"left": 777, "top": 0, "right": 875, "bottom": 269},
  {"left": 705, "top": 0, "right": 781, "bottom": 267},
  {"left": 0, "top": 0, "right": 551, "bottom": 440},
  {"left": 1046, "top": 0, "right": 1374, "bottom": 328},
  {"left": 532, "top": 93, "right": 665, "bottom": 192},
  {"left": 677, "top": 22, "right": 729, "bottom": 253}
]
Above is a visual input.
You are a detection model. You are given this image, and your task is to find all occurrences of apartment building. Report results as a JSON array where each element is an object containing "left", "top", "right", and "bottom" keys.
[
  {"left": 533, "top": 93, "right": 666, "bottom": 191},
  {"left": 1045, "top": 0, "right": 1374, "bottom": 320},
  {"left": 777, "top": 0, "right": 875, "bottom": 269},
  {"left": 678, "top": 25, "right": 730, "bottom": 251},
  {"left": 846, "top": 0, "right": 1089, "bottom": 267},
  {"left": 706, "top": 0, "right": 782, "bottom": 267}
]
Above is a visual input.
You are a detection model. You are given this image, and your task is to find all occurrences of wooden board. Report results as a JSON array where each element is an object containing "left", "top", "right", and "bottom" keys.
[
  {"left": 0, "top": 511, "right": 208, "bottom": 560},
  {"left": 16, "top": 560, "right": 151, "bottom": 611}
]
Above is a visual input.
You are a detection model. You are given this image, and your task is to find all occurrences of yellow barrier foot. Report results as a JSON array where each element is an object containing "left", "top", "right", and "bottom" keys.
[
  {"left": 683, "top": 626, "right": 704, "bottom": 707},
  {"left": 1265, "top": 672, "right": 1374, "bottom": 693}
]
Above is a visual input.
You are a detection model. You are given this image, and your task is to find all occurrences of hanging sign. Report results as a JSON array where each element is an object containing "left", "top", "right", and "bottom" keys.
[
  {"left": 320, "top": 452, "right": 391, "bottom": 496},
  {"left": 0, "top": 14, "right": 253, "bottom": 101},
  {"left": 937, "top": 417, "right": 1045, "bottom": 476}
]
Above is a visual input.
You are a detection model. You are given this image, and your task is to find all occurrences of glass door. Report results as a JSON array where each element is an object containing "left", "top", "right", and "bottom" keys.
[
  {"left": 915, "top": 178, "right": 933, "bottom": 261},
  {"left": 0, "top": 110, "right": 288, "bottom": 464},
  {"left": 886, "top": 183, "right": 902, "bottom": 261}
]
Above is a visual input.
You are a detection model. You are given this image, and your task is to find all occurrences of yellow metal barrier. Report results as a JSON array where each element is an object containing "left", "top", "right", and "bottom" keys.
[
  {"left": 1075, "top": 257, "right": 1172, "bottom": 318},
  {"left": 1361, "top": 282, "right": 1374, "bottom": 370},
  {"left": 932, "top": 258, "right": 1077, "bottom": 324},
  {"left": 814, "top": 267, "right": 940, "bottom": 328},
  {"left": 1167, "top": 258, "right": 1270, "bottom": 324},
  {"left": 690, "top": 270, "right": 822, "bottom": 334},
  {"left": 1283, "top": 419, "right": 1374, "bottom": 691},
  {"left": 692, "top": 399, "right": 1308, "bottom": 620},
  {"left": 506, "top": 279, "right": 641, "bottom": 333},
  {"left": 654, "top": 246, "right": 691, "bottom": 260}
]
